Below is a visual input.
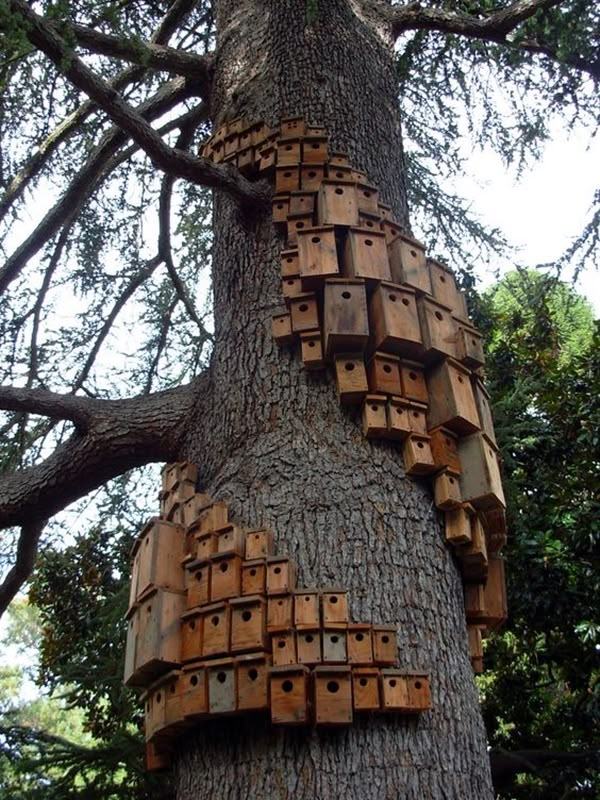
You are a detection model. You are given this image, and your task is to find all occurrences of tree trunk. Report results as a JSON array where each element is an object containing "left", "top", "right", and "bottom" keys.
[{"left": 176, "top": 1, "right": 494, "bottom": 797}]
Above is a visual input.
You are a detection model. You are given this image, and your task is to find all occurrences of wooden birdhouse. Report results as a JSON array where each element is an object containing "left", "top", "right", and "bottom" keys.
[
  {"left": 130, "top": 587, "right": 186, "bottom": 685},
  {"left": 130, "top": 518, "right": 186, "bottom": 605},
  {"left": 367, "top": 352, "right": 402, "bottom": 395},
  {"left": 300, "top": 330, "right": 325, "bottom": 369},
  {"left": 296, "top": 629, "right": 322, "bottom": 665},
  {"left": 294, "top": 590, "right": 320, "bottom": 629},
  {"left": 278, "top": 137, "right": 301, "bottom": 164},
  {"left": 429, "top": 426, "right": 461, "bottom": 475},
  {"left": 426, "top": 358, "right": 480, "bottom": 435},
  {"left": 200, "top": 601, "right": 231, "bottom": 658},
  {"left": 322, "top": 629, "right": 348, "bottom": 663},
  {"left": 459, "top": 512, "right": 489, "bottom": 582},
  {"left": 428, "top": 260, "right": 468, "bottom": 319},
  {"left": 266, "top": 557, "right": 297, "bottom": 594},
  {"left": 237, "top": 146, "right": 254, "bottom": 171},
  {"left": 313, "top": 666, "right": 353, "bottom": 726},
  {"left": 380, "top": 670, "right": 410, "bottom": 711},
  {"left": 406, "top": 401, "right": 428, "bottom": 435},
  {"left": 236, "top": 652, "right": 270, "bottom": 711},
  {"left": 272, "top": 312, "right": 294, "bottom": 345},
  {"left": 271, "top": 630, "right": 297, "bottom": 666},
  {"left": 270, "top": 665, "right": 310, "bottom": 725},
  {"left": 281, "top": 276, "right": 303, "bottom": 302},
  {"left": 194, "top": 531, "right": 218, "bottom": 562},
  {"left": 207, "top": 658, "right": 237, "bottom": 715},
  {"left": 287, "top": 212, "right": 314, "bottom": 247},
  {"left": 343, "top": 228, "right": 391, "bottom": 282},
  {"left": 352, "top": 667, "right": 380, "bottom": 710},
  {"left": 356, "top": 182, "right": 379, "bottom": 214},
  {"left": 433, "top": 470, "right": 462, "bottom": 510},
  {"left": 464, "top": 581, "right": 487, "bottom": 623},
  {"left": 444, "top": 503, "right": 474, "bottom": 546},
  {"left": 327, "top": 164, "right": 354, "bottom": 183},
  {"left": 302, "top": 135, "right": 328, "bottom": 163},
  {"left": 145, "top": 741, "right": 171, "bottom": 772},
  {"left": 194, "top": 501, "right": 229, "bottom": 534},
  {"left": 280, "top": 116, "right": 305, "bottom": 137},
  {"left": 399, "top": 360, "right": 429, "bottom": 404},
  {"left": 180, "top": 662, "right": 208, "bottom": 719},
  {"left": 230, "top": 595, "right": 267, "bottom": 653},
  {"left": 124, "top": 606, "right": 138, "bottom": 687},
  {"left": 317, "top": 180, "right": 359, "bottom": 226},
  {"left": 267, "top": 594, "right": 294, "bottom": 632},
  {"left": 215, "top": 524, "right": 245, "bottom": 556},
  {"left": 481, "top": 508, "right": 507, "bottom": 554},
  {"left": 386, "top": 396, "right": 411, "bottom": 440},
  {"left": 387, "top": 234, "right": 431, "bottom": 294},
  {"left": 380, "top": 217, "right": 403, "bottom": 246},
  {"left": 347, "top": 624, "right": 374, "bottom": 664},
  {"left": 185, "top": 558, "right": 211, "bottom": 609},
  {"left": 334, "top": 354, "right": 369, "bottom": 404},
  {"left": 406, "top": 672, "right": 432, "bottom": 710},
  {"left": 226, "top": 117, "right": 244, "bottom": 135},
  {"left": 224, "top": 134, "right": 239, "bottom": 157},
  {"left": 306, "top": 124, "right": 326, "bottom": 136},
  {"left": 275, "top": 165, "right": 300, "bottom": 193},
  {"left": 241, "top": 559, "right": 267, "bottom": 596},
  {"left": 297, "top": 226, "right": 339, "bottom": 285},
  {"left": 244, "top": 528, "right": 274, "bottom": 560},
  {"left": 323, "top": 278, "right": 369, "bottom": 356},
  {"left": 358, "top": 210, "right": 383, "bottom": 233},
  {"left": 472, "top": 378, "right": 497, "bottom": 445},
  {"left": 209, "top": 552, "right": 242, "bottom": 601},
  {"left": 258, "top": 144, "right": 276, "bottom": 172},
  {"left": 362, "top": 395, "right": 388, "bottom": 438},
  {"left": 289, "top": 191, "right": 315, "bottom": 216},
  {"left": 468, "top": 625, "right": 485, "bottom": 673},
  {"left": 455, "top": 323, "right": 485, "bottom": 369},
  {"left": 322, "top": 590, "right": 349, "bottom": 626},
  {"left": 180, "top": 607, "right": 204, "bottom": 663},
  {"left": 181, "top": 493, "right": 212, "bottom": 528},
  {"left": 329, "top": 152, "right": 350, "bottom": 166},
  {"left": 351, "top": 168, "right": 368, "bottom": 183},
  {"left": 289, "top": 293, "right": 319, "bottom": 333},
  {"left": 280, "top": 248, "right": 299, "bottom": 277},
  {"left": 372, "top": 626, "right": 397, "bottom": 665},
  {"left": 144, "top": 670, "right": 183, "bottom": 741},
  {"left": 482, "top": 555, "right": 507, "bottom": 631},
  {"left": 416, "top": 296, "right": 458, "bottom": 362},
  {"left": 272, "top": 194, "right": 290, "bottom": 222},
  {"left": 368, "top": 282, "right": 423, "bottom": 358},
  {"left": 301, "top": 164, "right": 326, "bottom": 191},
  {"left": 458, "top": 433, "right": 505, "bottom": 510},
  {"left": 402, "top": 434, "right": 436, "bottom": 477}
]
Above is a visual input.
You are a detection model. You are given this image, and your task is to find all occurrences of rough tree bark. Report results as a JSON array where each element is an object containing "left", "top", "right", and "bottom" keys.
[{"left": 175, "top": 1, "right": 494, "bottom": 797}]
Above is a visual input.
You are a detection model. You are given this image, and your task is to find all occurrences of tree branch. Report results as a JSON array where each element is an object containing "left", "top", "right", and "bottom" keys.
[
  {"left": 0, "top": 519, "right": 46, "bottom": 617},
  {"left": 0, "top": 386, "right": 95, "bottom": 429},
  {"left": 10, "top": 0, "right": 270, "bottom": 215}
]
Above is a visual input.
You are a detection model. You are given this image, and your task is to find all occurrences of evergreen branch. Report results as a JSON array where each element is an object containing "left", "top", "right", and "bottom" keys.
[
  {"left": 143, "top": 293, "right": 179, "bottom": 395},
  {"left": 0, "top": 519, "right": 46, "bottom": 616}
]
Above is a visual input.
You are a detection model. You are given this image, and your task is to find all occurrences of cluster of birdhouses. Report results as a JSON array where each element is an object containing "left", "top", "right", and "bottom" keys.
[
  {"left": 199, "top": 116, "right": 508, "bottom": 672},
  {"left": 125, "top": 462, "right": 431, "bottom": 771}
]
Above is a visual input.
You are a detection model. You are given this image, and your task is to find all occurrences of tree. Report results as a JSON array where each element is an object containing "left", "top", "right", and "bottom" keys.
[{"left": 0, "top": 1, "right": 598, "bottom": 798}]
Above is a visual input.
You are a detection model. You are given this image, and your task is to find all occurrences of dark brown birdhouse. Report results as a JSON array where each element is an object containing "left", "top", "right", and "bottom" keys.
[
  {"left": 429, "top": 426, "right": 461, "bottom": 475},
  {"left": 367, "top": 352, "right": 402, "bottom": 395},
  {"left": 275, "top": 165, "right": 300, "bottom": 193},
  {"left": 301, "top": 164, "right": 326, "bottom": 191},
  {"left": 416, "top": 297, "right": 457, "bottom": 362},
  {"left": 302, "top": 135, "right": 329, "bottom": 163},
  {"left": 278, "top": 137, "right": 301, "bottom": 164},
  {"left": 298, "top": 226, "right": 339, "bottom": 285},
  {"left": 402, "top": 434, "right": 436, "bottom": 477},
  {"left": 289, "top": 191, "right": 316, "bottom": 216},
  {"left": 399, "top": 360, "right": 429, "bottom": 404},
  {"left": 426, "top": 358, "right": 480, "bottom": 435},
  {"left": 270, "top": 665, "right": 310, "bottom": 725}
]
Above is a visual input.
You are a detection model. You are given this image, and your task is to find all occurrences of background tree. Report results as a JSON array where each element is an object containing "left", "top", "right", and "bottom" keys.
[{"left": 0, "top": 1, "right": 598, "bottom": 798}]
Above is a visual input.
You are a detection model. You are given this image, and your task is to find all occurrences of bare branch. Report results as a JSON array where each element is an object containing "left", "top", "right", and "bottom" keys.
[
  {"left": 0, "top": 386, "right": 95, "bottom": 429},
  {"left": 143, "top": 294, "right": 179, "bottom": 395},
  {"left": 9, "top": 0, "right": 270, "bottom": 216},
  {"left": 0, "top": 519, "right": 46, "bottom": 616}
]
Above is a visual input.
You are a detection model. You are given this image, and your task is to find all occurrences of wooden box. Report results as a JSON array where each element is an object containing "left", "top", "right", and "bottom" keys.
[
  {"left": 459, "top": 512, "right": 489, "bottom": 582},
  {"left": 278, "top": 137, "right": 301, "bottom": 164},
  {"left": 468, "top": 625, "right": 485, "bottom": 673},
  {"left": 322, "top": 590, "right": 349, "bottom": 626},
  {"left": 356, "top": 182, "right": 379, "bottom": 214},
  {"left": 237, "top": 146, "right": 254, "bottom": 171},
  {"left": 272, "top": 194, "right": 290, "bottom": 222},
  {"left": 275, "top": 165, "right": 299, "bottom": 194},
  {"left": 245, "top": 528, "right": 274, "bottom": 560},
  {"left": 327, "top": 164, "right": 354, "bottom": 182},
  {"left": 224, "top": 135, "right": 239, "bottom": 158},
  {"left": 429, "top": 426, "right": 461, "bottom": 475},
  {"left": 215, "top": 524, "right": 245, "bottom": 556},
  {"left": 329, "top": 152, "right": 350, "bottom": 166},
  {"left": 323, "top": 629, "right": 348, "bottom": 663},
  {"left": 402, "top": 434, "right": 436, "bottom": 476},
  {"left": 185, "top": 559, "right": 210, "bottom": 609},
  {"left": 386, "top": 397, "right": 411, "bottom": 440},
  {"left": 297, "top": 629, "right": 322, "bottom": 664},
  {"left": 271, "top": 630, "right": 297, "bottom": 666},
  {"left": 434, "top": 470, "right": 462, "bottom": 510},
  {"left": 200, "top": 601, "right": 231, "bottom": 658},
  {"left": 259, "top": 144, "right": 276, "bottom": 172},
  {"left": 426, "top": 358, "right": 480, "bottom": 435},
  {"left": 289, "top": 293, "right": 319, "bottom": 333},
  {"left": 238, "top": 126, "right": 253, "bottom": 151},
  {"left": 194, "top": 531, "right": 218, "bottom": 561},
  {"left": 301, "top": 163, "right": 325, "bottom": 191},
  {"left": 298, "top": 226, "right": 339, "bottom": 284},
  {"left": 344, "top": 228, "right": 391, "bottom": 282},
  {"left": 230, "top": 595, "right": 267, "bottom": 653},
  {"left": 289, "top": 191, "right": 315, "bottom": 216},
  {"left": 444, "top": 504, "right": 474, "bottom": 546},
  {"left": 481, "top": 508, "right": 507, "bottom": 554},
  {"left": 380, "top": 218, "right": 402, "bottom": 246},
  {"left": 280, "top": 248, "right": 299, "bottom": 277},
  {"left": 287, "top": 212, "right": 314, "bottom": 247},
  {"left": 294, "top": 590, "right": 320, "bottom": 629},
  {"left": 272, "top": 312, "right": 294, "bottom": 345},
  {"left": 300, "top": 330, "right": 325, "bottom": 369},
  {"left": 303, "top": 135, "right": 328, "bottom": 163},
  {"left": 207, "top": 658, "right": 236, "bottom": 715},
  {"left": 458, "top": 433, "right": 505, "bottom": 510},
  {"left": 368, "top": 282, "right": 423, "bottom": 358},
  {"left": 406, "top": 672, "right": 432, "bottom": 710},
  {"left": 472, "top": 378, "right": 497, "bottom": 445},
  {"left": 428, "top": 260, "right": 467, "bottom": 318},
  {"left": 362, "top": 395, "right": 388, "bottom": 438},
  {"left": 352, "top": 667, "right": 380, "bottom": 710},
  {"left": 209, "top": 552, "right": 242, "bottom": 601},
  {"left": 270, "top": 665, "right": 310, "bottom": 725},
  {"left": 282, "top": 276, "right": 303, "bottom": 302},
  {"left": 416, "top": 297, "right": 457, "bottom": 362},
  {"left": 317, "top": 180, "right": 359, "bottom": 226},
  {"left": 181, "top": 662, "right": 208, "bottom": 719},
  {"left": 280, "top": 116, "right": 305, "bottom": 137},
  {"left": 456, "top": 323, "right": 485, "bottom": 369},
  {"left": 266, "top": 557, "right": 297, "bottom": 595},
  {"left": 347, "top": 624, "right": 373, "bottom": 664},
  {"left": 241, "top": 559, "right": 267, "bottom": 596},
  {"left": 367, "top": 352, "right": 402, "bottom": 395},
  {"left": 482, "top": 555, "right": 507, "bottom": 631},
  {"left": 131, "top": 518, "right": 186, "bottom": 604},
  {"left": 144, "top": 670, "right": 183, "bottom": 741},
  {"left": 132, "top": 588, "right": 186, "bottom": 684},
  {"left": 306, "top": 124, "right": 326, "bottom": 135},
  {"left": 334, "top": 354, "right": 368, "bottom": 405},
  {"left": 372, "top": 626, "right": 397, "bottom": 665},
  {"left": 380, "top": 670, "right": 410, "bottom": 711},
  {"left": 399, "top": 361, "right": 428, "bottom": 404},
  {"left": 124, "top": 607, "right": 138, "bottom": 686},
  {"left": 388, "top": 234, "right": 431, "bottom": 293},
  {"left": 358, "top": 210, "right": 382, "bottom": 232},
  {"left": 182, "top": 493, "right": 211, "bottom": 528},
  {"left": 323, "top": 278, "right": 369, "bottom": 357},
  {"left": 407, "top": 401, "right": 428, "bottom": 435},
  {"left": 194, "top": 502, "right": 229, "bottom": 535},
  {"left": 145, "top": 740, "right": 171, "bottom": 772},
  {"left": 180, "top": 607, "right": 204, "bottom": 663},
  {"left": 314, "top": 666, "right": 353, "bottom": 725},
  {"left": 267, "top": 594, "right": 294, "bottom": 632},
  {"left": 236, "top": 652, "right": 270, "bottom": 711}
]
